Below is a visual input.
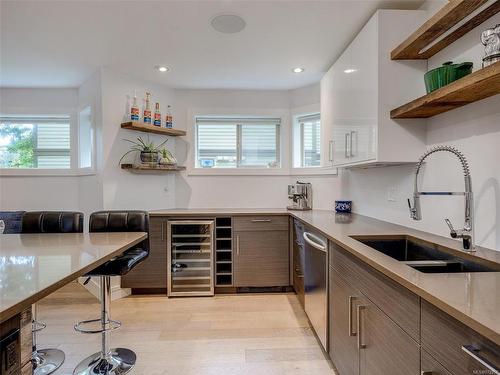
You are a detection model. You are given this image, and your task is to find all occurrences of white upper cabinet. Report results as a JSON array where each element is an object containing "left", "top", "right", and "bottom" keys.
[{"left": 321, "top": 10, "right": 428, "bottom": 168}]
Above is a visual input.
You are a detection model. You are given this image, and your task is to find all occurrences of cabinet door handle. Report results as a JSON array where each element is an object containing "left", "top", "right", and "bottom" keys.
[
  {"left": 462, "top": 345, "right": 500, "bottom": 375},
  {"left": 328, "top": 140, "right": 334, "bottom": 163},
  {"left": 348, "top": 296, "right": 357, "bottom": 337},
  {"left": 357, "top": 305, "right": 367, "bottom": 349},
  {"left": 344, "top": 133, "right": 350, "bottom": 158},
  {"left": 251, "top": 219, "right": 272, "bottom": 222},
  {"left": 236, "top": 235, "right": 240, "bottom": 255},
  {"left": 161, "top": 222, "right": 165, "bottom": 241},
  {"left": 350, "top": 131, "right": 356, "bottom": 157}
]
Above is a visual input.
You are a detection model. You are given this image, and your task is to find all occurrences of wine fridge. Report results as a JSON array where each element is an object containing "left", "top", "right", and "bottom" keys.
[{"left": 167, "top": 220, "right": 215, "bottom": 297}]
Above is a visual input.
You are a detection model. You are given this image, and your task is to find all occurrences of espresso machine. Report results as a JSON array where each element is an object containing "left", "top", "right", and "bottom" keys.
[{"left": 287, "top": 181, "right": 312, "bottom": 210}]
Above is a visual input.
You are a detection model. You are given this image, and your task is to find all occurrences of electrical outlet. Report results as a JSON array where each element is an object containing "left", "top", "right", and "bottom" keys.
[{"left": 387, "top": 187, "right": 397, "bottom": 202}]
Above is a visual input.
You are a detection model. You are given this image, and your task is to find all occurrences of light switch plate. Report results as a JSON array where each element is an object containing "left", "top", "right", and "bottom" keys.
[{"left": 387, "top": 187, "right": 397, "bottom": 202}]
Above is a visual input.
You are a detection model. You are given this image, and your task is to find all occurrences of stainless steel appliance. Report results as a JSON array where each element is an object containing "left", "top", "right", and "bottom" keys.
[
  {"left": 167, "top": 220, "right": 215, "bottom": 297},
  {"left": 303, "top": 229, "right": 328, "bottom": 350},
  {"left": 287, "top": 181, "right": 312, "bottom": 210}
]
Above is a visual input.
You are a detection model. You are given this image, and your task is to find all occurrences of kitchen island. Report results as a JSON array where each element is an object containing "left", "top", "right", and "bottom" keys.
[{"left": 0, "top": 232, "right": 147, "bottom": 374}]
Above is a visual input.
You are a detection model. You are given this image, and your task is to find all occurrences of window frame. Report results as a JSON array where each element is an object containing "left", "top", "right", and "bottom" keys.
[
  {"left": 188, "top": 108, "right": 289, "bottom": 176},
  {"left": 195, "top": 117, "right": 281, "bottom": 169},
  {"left": 290, "top": 104, "right": 337, "bottom": 176},
  {"left": 0, "top": 110, "right": 96, "bottom": 177},
  {"left": 298, "top": 113, "right": 321, "bottom": 168}
]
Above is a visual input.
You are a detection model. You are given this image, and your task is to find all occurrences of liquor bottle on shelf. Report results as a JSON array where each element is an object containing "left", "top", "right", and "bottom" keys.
[
  {"left": 130, "top": 90, "right": 139, "bottom": 121},
  {"left": 143, "top": 92, "right": 152, "bottom": 124},
  {"left": 153, "top": 102, "right": 161, "bottom": 127},
  {"left": 165, "top": 105, "right": 173, "bottom": 128}
]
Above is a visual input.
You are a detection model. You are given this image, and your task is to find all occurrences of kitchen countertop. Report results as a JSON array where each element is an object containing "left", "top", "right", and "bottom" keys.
[
  {"left": 0, "top": 232, "right": 147, "bottom": 323},
  {"left": 150, "top": 208, "right": 290, "bottom": 216},
  {"left": 151, "top": 208, "right": 500, "bottom": 345}
]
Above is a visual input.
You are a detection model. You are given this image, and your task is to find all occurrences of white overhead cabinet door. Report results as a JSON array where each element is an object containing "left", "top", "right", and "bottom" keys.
[{"left": 320, "top": 10, "right": 427, "bottom": 168}]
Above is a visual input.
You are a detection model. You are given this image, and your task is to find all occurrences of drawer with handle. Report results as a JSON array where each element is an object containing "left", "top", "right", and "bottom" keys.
[
  {"left": 421, "top": 300, "right": 500, "bottom": 375},
  {"left": 233, "top": 215, "right": 288, "bottom": 232}
]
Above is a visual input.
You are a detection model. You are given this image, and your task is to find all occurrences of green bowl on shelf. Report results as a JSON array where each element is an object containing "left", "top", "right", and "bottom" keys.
[{"left": 424, "top": 61, "right": 473, "bottom": 94}]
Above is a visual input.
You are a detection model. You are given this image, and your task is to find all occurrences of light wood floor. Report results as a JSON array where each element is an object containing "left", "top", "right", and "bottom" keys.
[{"left": 37, "top": 283, "right": 336, "bottom": 375}]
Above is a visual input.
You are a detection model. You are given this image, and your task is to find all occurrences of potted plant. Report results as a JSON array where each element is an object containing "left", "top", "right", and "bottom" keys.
[
  {"left": 119, "top": 136, "right": 168, "bottom": 166},
  {"left": 159, "top": 147, "right": 177, "bottom": 166}
]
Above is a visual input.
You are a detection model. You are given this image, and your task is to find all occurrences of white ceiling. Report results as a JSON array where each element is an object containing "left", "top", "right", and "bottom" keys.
[{"left": 0, "top": 0, "right": 424, "bottom": 90}]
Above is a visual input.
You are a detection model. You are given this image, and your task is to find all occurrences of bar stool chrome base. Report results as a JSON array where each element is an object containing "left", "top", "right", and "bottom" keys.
[
  {"left": 33, "top": 348, "right": 65, "bottom": 375},
  {"left": 73, "top": 348, "right": 136, "bottom": 375}
]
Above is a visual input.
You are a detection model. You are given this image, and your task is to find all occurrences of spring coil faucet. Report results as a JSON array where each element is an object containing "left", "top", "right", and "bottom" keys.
[{"left": 408, "top": 145, "right": 475, "bottom": 252}]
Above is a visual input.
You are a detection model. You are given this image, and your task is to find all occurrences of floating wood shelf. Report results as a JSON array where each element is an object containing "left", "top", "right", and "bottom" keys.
[
  {"left": 121, "top": 164, "right": 186, "bottom": 173},
  {"left": 391, "top": 0, "right": 500, "bottom": 60},
  {"left": 391, "top": 62, "right": 500, "bottom": 119},
  {"left": 121, "top": 121, "right": 186, "bottom": 136}
]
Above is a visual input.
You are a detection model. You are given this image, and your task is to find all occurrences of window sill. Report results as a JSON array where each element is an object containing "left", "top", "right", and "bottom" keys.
[
  {"left": 186, "top": 166, "right": 338, "bottom": 177},
  {"left": 0, "top": 168, "right": 96, "bottom": 177},
  {"left": 290, "top": 167, "right": 338, "bottom": 176},
  {"left": 187, "top": 168, "right": 289, "bottom": 176}
]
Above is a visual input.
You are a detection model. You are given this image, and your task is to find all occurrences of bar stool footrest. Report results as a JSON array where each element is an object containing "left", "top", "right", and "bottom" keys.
[
  {"left": 32, "top": 320, "right": 47, "bottom": 333},
  {"left": 74, "top": 318, "right": 121, "bottom": 334}
]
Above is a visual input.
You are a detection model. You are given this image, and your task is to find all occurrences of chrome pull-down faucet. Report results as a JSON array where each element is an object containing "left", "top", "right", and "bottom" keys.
[{"left": 408, "top": 145, "right": 475, "bottom": 252}]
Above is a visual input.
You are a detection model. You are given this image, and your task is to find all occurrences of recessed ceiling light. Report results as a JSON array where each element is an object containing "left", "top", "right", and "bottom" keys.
[
  {"left": 155, "top": 66, "right": 170, "bottom": 73},
  {"left": 344, "top": 69, "right": 357, "bottom": 74},
  {"left": 292, "top": 67, "right": 305, "bottom": 73},
  {"left": 211, "top": 14, "right": 246, "bottom": 34}
]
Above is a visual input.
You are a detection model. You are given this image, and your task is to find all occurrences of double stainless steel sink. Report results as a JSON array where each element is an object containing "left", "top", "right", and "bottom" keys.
[{"left": 351, "top": 235, "right": 500, "bottom": 274}]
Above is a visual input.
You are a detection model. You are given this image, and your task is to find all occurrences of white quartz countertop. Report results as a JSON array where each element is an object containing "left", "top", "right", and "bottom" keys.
[{"left": 0, "top": 232, "right": 147, "bottom": 323}]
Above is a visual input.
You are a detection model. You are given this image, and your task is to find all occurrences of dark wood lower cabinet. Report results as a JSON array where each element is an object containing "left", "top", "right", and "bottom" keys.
[
  {"left": 329, "top": 266, "right": 361, "bottom": 375},
  {"left": 421, "top": 300, "right": 500, "bottom": 375},
  {"left": 292, "top": 231, "right": 305, "bottom": 307},
  {"left": 121, "top": 216, "right": 167, "bottom": 290},
  {"left": 421, "top": 350, "right": 453, "bottom": 375},
  {"left": 358, "top": 299, "right": 420, "bottom": 375},
  {"left": 329, "top": 265, "right": 419, "bottom": 375},
  {"left": 328, "top": 243, "right": 500, "bottom": 375},
  {"left": 233, "top": 230, "right": 289, "bottom": 287}
]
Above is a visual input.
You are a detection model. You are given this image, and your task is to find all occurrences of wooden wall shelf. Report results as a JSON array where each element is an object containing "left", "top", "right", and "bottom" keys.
[
  {"left": 391, "top": 0, "right": 500, "bottom": 60},
  {"left": 121, "top": 164, "right": 186, "bottom": 173},
  {"left": 121, "top": 122, "right": 186, "bottom": 136},
  {"left": 391, "top": 62, "right": 500, "bottom": 119}
]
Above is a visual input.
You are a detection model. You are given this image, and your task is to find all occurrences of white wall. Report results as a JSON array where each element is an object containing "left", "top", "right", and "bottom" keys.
[
  {"left": 77, "top": 71, "right": 104, "bottom": 222},
  {"left": 0, "top": 88, "right": 81, "bottom": 211},
  {"left": 173, "top": 84, "right": 338, "bottom": 210},
  {"left": 99, "top": 68, "right": 177, "bottom": 211},
  {"left": 339, "top": 6, "right": 500, "bottom": 251}
]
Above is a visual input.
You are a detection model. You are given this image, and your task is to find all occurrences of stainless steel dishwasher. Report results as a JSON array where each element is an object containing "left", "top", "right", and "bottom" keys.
[{"left": 303, "top": 229, "right": 328, "bottom": 350}]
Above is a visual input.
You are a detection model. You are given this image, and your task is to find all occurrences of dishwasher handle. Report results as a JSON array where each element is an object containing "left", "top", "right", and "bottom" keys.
[{"left": 303, "top": 232, "right": 327, "bottom": 252}]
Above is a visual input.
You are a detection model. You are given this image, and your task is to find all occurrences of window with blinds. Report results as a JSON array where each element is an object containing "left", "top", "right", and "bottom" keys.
[
  {"left": 195, "top": 117, "right": 280, "bottom": 168},
  {"left": 298, "top": 113, "right": 320, "bottom": 167},
  {"left": 0, "top": 116, "right": 71, "bottom": 169}
]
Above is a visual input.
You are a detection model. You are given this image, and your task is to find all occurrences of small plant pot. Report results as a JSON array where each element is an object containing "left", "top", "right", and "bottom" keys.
[
  {"left": 424, "top": 61, "right": 473, "bottom": 93},
  {"left": 140, "top": 151, "right": 159, "bottom": 165}
]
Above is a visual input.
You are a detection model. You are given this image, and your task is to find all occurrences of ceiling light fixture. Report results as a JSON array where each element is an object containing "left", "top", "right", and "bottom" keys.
[
  {"left": 292, "top": 67, "right": 305, "bottom": 73},
  {"left": 211, "top": 14, "right": 246, "bottom": 34},
  {"left": 156, "top": 66, "right": 170, "bottom": 73},
  {"left": 344, "top": 69, "right": 357, "bottom": 74}
]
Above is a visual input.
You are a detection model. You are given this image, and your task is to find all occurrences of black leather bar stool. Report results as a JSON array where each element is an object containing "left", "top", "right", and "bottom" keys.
[
  {"left": 21, "top": 211, "right": 84, "bottom": 375},
  {"left": 73, "top": 211, "right": 149, "bottom": 375}
]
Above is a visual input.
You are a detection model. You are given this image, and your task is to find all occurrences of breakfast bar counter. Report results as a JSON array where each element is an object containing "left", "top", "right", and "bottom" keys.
[{"left": 0, "top": 232, "right": 147, "bottom": 324}]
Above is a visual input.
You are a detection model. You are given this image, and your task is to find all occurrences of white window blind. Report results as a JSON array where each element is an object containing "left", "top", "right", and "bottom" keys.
[
  {"left": 0, "top": 116, "right": 71, "bottom": 169},
  {"left": 196, "top": 117, "right": 280, "bottom": 168},
  {"left": 298, "top": 113, "right": 320, "bottom": 167}
]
